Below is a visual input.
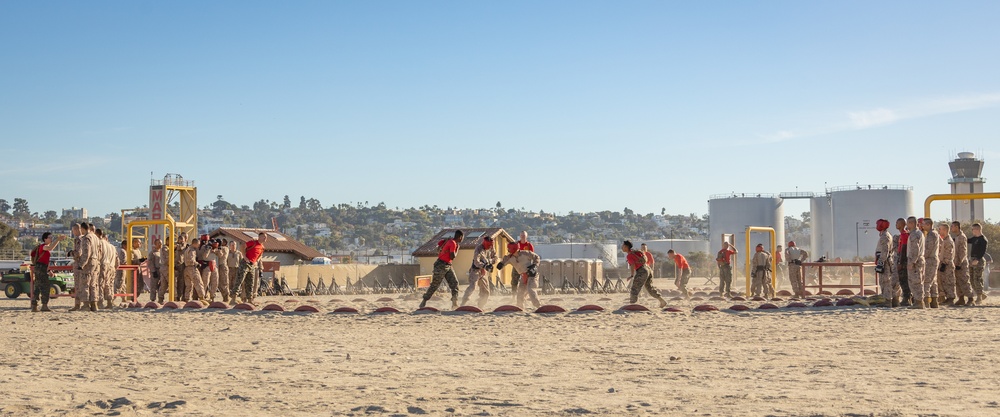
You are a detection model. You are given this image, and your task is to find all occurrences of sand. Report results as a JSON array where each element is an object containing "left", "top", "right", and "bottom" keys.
[{"left": 2, "top": 278, "right": 999, "bottom": 417}]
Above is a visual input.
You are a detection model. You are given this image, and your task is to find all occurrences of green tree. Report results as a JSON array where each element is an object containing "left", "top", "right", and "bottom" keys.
[
  {"left": 0, "top": 222, "right": 19, "bottom": 252},
  {"left": 0, "top": 199, "right": 9, "bottom": 215},
  {"left": 12, "top": 198, "right": 29, "bottom": 219},
  {"left": 283, "top": 195, "right": 291, "bottom": 209},
  {"left": 43, "top": 210, "right": 57, "bottom": 223},
  {"left": 299, "top": 196, "right": 307, "bottom": 210}
]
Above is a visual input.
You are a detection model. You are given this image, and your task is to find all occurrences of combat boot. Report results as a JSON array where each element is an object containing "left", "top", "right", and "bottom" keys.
[
  {"left": 900, "top": 297, "right": 912, "bottom": 307},
  {"left": 31, "top": 303, "right": 39, "bottom": 312},
  {"left": 69, "top": 300, "right": 81, "bottom": 311},
  {"left": 40, "top": 304, "right": 51, "bottom": 312},
  {"left": 976, "top": 293, "right": 984, "bottom": 305},
  {"left": 419, "top": 299, "right": 427, "bottom": 309},
  {"left": 928, "top": 297, "right": 939, "bottom": 309},
  {"left": 955, "top": 296, "right": 966, "bottom": 306},
  {"left": 943, "top": 297, "right": 954, "bottom": 306},
  {"left": 89, "top": 301, "right": 98, "bottom": 312},
  {"left": 657, "top": 297, "right": 667, "bottom": 309},
  {"left": 891, "top": 297, "right": 900, "bottom": 307},
  {"left": 451, "top": 297, "right": 459, "bottom": 310},
  {"left": 104, "top": 299, "right": 114, "bottom": 309},
  {"left": 909, "top": 298, "right": 925, "bottom": 309}
]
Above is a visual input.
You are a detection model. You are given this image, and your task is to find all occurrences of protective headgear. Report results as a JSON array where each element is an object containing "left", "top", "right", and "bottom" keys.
[
  {"left": 200, "top": 234, "right": 209, "bottom": 241},
  {"left": 507, "top": 242, "right": 519, "bottom": 253},
  {"left": 755, "top": 244, "right": 764, "bottom": 253},
  {"left": 875, "top": 219, "right": 890, "bottom": 232},
  {"left": 482, "top": 236, "right": 493, "bottom": 249},
  {"left": 787, "top": 241, "right": 795, "bottom": 247}
]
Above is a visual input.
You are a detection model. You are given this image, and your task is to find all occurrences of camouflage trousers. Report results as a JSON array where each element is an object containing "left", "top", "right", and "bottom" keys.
[
  {"left": 751, "top": 267, "right": 773, "bottom": 298},
  {"left": 218, "top": 266, "right": 230, "bottom": 300},
  {"left": 31, "top": 265, "right": 51, "bottom": 306},
  {"left": 970, "top": 263, "right": 985, "bottom": 295},
  {"left": 907, "top": 262, "right": 925, "bottom": 301},
  {"left": 629, "top": 266, "right": 662, "bottom": 304},
  {"left": 718, "top": 264, "right": 733, "bottom": 295},
  {"left": 423, "top": 260, "right": 459, "bottom": 301},
  {"left": 884, "top": 262, "right": 902, "bottom": 299},
  {"left": 156, "top": 270, "right": 171, "bottom": 302},
  {"left": 515, "top": 272, "right": 540, "bottom": 309},
  {"left": 183, "top": 266, "right": 205, "bottom": 301},
  {"left": 789, "top": 264, "right": 805, "bottom": 297},
  {"left": 937, "top": 264, "right": 956, "bottom": 298},
  {"left": 461, "top": 270, "right": 490, "bottom": 308},
  {"left": 674, "top": 268, "right": 691, "bottom": 296},
  {"left": 955, "top": 261, "right": 973, "bottom": 297},
  {"left": 897, "top": 259, "right": 911, "bottom": 301},
  {"left": 79, "top": 265, "right": 98, "bottom": 302},
  {"left": 923, "top": 259, "right": 939, "bottom": 298},
  {"left": 231, "top": 261, "right": 258, "bottom": 303}
]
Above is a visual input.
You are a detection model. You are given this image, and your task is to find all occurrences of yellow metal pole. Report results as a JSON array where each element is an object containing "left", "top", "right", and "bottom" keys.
[
  {"left": 745, "top": 230, "right": 751, "bottom": 296},
  {"left": 124, "top": 218, "right": 177, "bottom": 302},
  {"left": 924, "top": 192, "right": 1000, "bottom": 219}
]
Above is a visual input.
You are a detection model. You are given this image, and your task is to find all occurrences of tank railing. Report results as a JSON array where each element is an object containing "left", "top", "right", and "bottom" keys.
[
  {"left": 708, "top": 193, "right": 780, "bottom": 200},
  {"left": 825, "top": 184, "right": 912, "bottom": 193}
]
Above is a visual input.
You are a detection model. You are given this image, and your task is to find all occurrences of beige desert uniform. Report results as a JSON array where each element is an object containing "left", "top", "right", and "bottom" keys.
[
  {"left": 182, "top": 245, "right": 205, "bottom": 301},
  {"left": 923, "top": 229, "right": 940, "bottom": 299},
  {"left": 206, "top": 246, "right": 220, "bottom": 300},
  {"left": 876, "top": 229, "right": 894, "bottom": 300},
  {"left": 906, "top": 229, "right": 926, "bottom": 302},
  {"left": 115, "top": 245, "right": 127, "bottom": 295},
  {"left": 502, "top": 250, "right": 542, "bottom": 309},
  {"left": 100, "top": 239, "right": 119, "bottom": 304},
  {"left": 786, "top": 246, "right": 808, "bottom": 296},
  {"left": 216, "top": 245, "right": 230, "bottom": 302},
  {"left": 937, "top": 232, "right": 956, "bottom": 300},
  {"left": 174, "top": 241, "right": 187, "bottom": 298},
  {"left": 147, "top": 247, "right": 161, "bottom": 302},
  {"left": 953, "top": 230, "right": 974, "bottom": 299},
  {"left": 461, "top": 242, "right": 497, "bottom": 309},
  {"left": 155, "top": 244, "right": 172, "bottom": 302},
  {"left": 130, "top": 246, "right": 144, "bottom": 296},
  {"left": 196, "top": 243, "right": 212, "bottom": 295},
  {"left": 78, "top": 230, "right": 99, "bottom": 304},
  {"left": 227, "top": 247, "right": 242, "bottom": 295},
  {"left": 751, "top": 249, "right": 774, "bottom": 298}
]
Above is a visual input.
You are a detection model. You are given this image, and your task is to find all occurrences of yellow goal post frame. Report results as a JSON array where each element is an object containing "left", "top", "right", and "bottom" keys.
[
  {"left": 744, "top": 226, "right": 777, "bottom": 296},
  {"left": 126, "top": 218, "right": 177, "bottom": 302},
  {"left": 924, "top": 193, "right": 1000, "bottom": 219}
]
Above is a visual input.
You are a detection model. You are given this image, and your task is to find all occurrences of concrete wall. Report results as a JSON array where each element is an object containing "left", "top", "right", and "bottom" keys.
[{"left": 277, "top": 263, "right": 420, "bottom": 290}]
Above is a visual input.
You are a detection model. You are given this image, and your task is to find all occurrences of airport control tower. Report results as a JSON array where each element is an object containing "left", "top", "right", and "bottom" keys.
[{"left": 949, "top": 152, "right": 986, "bottom": 222}]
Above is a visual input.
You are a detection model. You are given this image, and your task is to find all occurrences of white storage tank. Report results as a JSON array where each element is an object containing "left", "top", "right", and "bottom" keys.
[
  {"left": 708, "top": 194, "right": 786, "bottom": 263},
  {"left": 810, "top": 195, "right": 834, "bottom": 260},
  {"left": 826, "top": 185, "right": 914, "bottom": 260}
]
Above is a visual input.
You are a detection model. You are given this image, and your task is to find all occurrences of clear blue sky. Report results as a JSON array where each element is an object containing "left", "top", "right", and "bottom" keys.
[{"left": 2, "top": 1, "right": 999, "bottom": 221}]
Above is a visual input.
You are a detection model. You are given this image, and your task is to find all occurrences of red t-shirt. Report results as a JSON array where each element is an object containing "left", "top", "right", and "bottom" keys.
[
  {"left": 245, "top": 240, "right": 265, "bottom": 263},
  {"left": 626, "top": 251, "right": 646, "bottom": 271},
  {"left": 673, "top": 254, "right": 690, "bottom": 270},
  {"left": 718, "top": 249, "right": 735, "bottom": 264},
  {"left": 644, "top": 252, "right": 655, "bottom": 266},
  {"left": 437, "top": 239, "right": 458, "bottom": 263},
  {"left": 775, "top": 252, "right": 784, "bottom": 263},
  {"left": 32, "top": 244, "right": 51, "bottom": 266},
  {"left": 898, "top": 231, "right": 909, "bottom": 254},
  {"left": 517, "top": 241, "right": 534, "bottom": 252}
]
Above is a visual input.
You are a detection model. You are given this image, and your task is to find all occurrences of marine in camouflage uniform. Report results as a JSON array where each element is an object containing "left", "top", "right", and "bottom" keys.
[
  {"left": 951, "top": 223, "right": 974, "bottom": 306},
  {"left": 751, "top": 245, "right": 774, "bottom": 299},
  {"left": 500, "top": 244, "right": 544, "bottom": 309},
  {"left": 216, "top": 241, "right": 231, "bottom": 303},
  {"left": 922, "top": 219, "right": 941, "bottom": 308},
  {"left": 968, "top": 224, "right": 989, "bottom": 305},
  {"left": 69, "top": 224, "right": 84, "bottom": 311},
  {"left": 786, "top": 242, "right": 808, "bottom": 297},
  {"left": 623, "top": 241, "right": 666, "bottom": 307},
  {"left": 935, "top": 224, "right": 956, "bottom": 305},
  {"left": 100, "top": 234, "right": 118, "bottom": 308},
  {"left": 874, "top": 220, "right": 895, "bottom": 303},
  {"left": 461, "top": 237, "right": 497, "bottom": 309},
  {"left": 905, "top": 217, "right": 926, "bottom": 309}
]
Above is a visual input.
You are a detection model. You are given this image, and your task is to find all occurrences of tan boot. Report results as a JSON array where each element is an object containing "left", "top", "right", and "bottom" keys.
[
  {"left": 89, "top": 301, "right": 98, "bottom": 312},
  {"left": 891, "top": 297, "right": 900, "bottom": 308},
  {"left": 31, "top": 304, "right": 39, "bottom": 312},
  {"left": 928, "top": 297, "right": 939, "bottom": 309},
  {"left": 69, "top": 300, "right": 81, "bottom": 311},
  {"left": 104, "top": 299, "right": 114, "bottom": 309},
  {"left": 943, "top": 297, "right": 954, "bottom": 306},
  {"left": 975, "top": 294, "right": 984, "bottom": 305},
  {"left": 909, "top": 298, "right": 926, "bottom": 309},
  {"left": 657, "top": 297, "right": 668, "bottom": 309}
]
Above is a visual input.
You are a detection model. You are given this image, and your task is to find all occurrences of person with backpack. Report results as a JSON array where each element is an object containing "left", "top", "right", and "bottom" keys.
[
  {"left": 716, "top": 242, "right": 737, "bottom": 297},
  {"left": 624, "top": 240, "right": 667, "bottom": 307},
  {"left": 420, "top": 230, "right": 464, "bottom": 310},
  {"left": 30, "top": 232, "right": 67, "bottom": 312},
  {"left": 667, "top": 249, "right": 692, "bottom": 298}
]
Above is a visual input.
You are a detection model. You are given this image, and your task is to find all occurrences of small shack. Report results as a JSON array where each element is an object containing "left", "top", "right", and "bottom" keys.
[{"left": 412, "top": 228, "right": 516, "bottom": 284}]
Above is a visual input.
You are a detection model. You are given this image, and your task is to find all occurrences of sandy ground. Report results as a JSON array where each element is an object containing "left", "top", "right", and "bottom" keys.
[{"left": 2, "top": 277, "right": 1000, "bottom": 417}]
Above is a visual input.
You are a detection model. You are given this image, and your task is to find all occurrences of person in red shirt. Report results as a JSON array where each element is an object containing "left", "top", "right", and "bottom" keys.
[
  {"left": 623, "top": 240, "right": 667, "bottom": 308},
  {"left": 507, "top": 231, "right": 534, "bottom": 295},
  {"left": 420, "top": 230, "right": 465, "bottom": 309},
  {"left": 716, "top": 242, "right": 737, "bottom": 297},
  {"left": 30, "top": 232, "right": 67, "bottom": 312},
  {"left": 640, "top": 243, "right": 655, "bottom": 275},
  {"left": 667, "top": 249, "right": 692, "bottom": 297},
  {"left": 231, "top": 231, "right": 268, "bottom": 305}
]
